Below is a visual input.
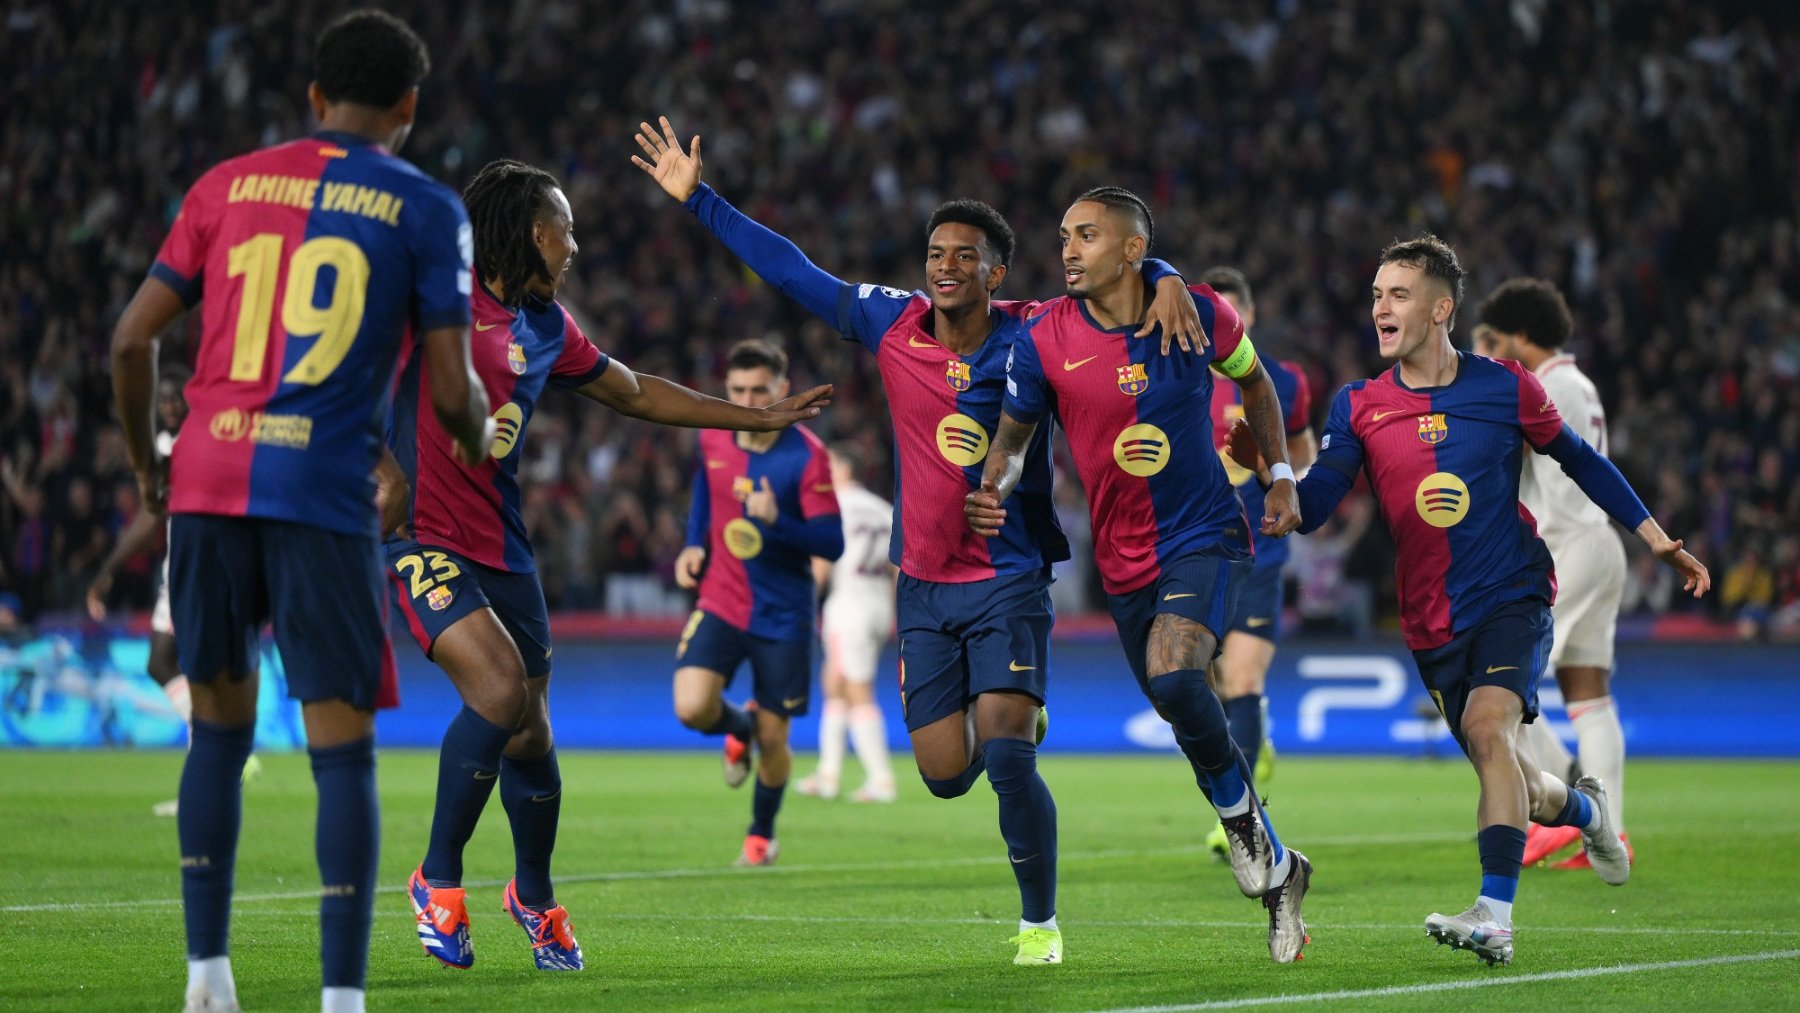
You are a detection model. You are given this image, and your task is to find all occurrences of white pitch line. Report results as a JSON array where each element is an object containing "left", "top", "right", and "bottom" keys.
[{"left": 1080, "top": 949, "right": 1800, "bottom": 1013}]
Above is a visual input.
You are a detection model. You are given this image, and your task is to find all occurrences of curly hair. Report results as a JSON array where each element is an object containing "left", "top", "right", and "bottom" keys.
[
  {"left": 1479, "top": 277, "right": 1573, "bottom": 350},
  {"left": 462, "top": 159, "right": 560, "bottom": 307},
  {"left": 313, "top": 10, "right": 429, "bottom": 109},
  {"left": 925, "top": 199, "right": 1016, "bottom": 268}
]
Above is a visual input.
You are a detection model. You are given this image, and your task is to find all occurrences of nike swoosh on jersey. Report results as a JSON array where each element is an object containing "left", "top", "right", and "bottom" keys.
[
  {"left": 908, "top": 335, "right": 935, "bottom": 347},
  {"left": 1008, "top": 661, "right": 1036, "bottom": 672},
  {"left": 1063, "top": 355, "right": 1099, "bottom": 371},
  {"left": 1371, "top": 409, "right": 1398, "bottom": 420},
  {"left": 1485, "top": 665, "right": 1519, "bottom": 674},
  {"left": 1245, "top": 616, "right": 1271, "bottom": 627},
  {"left": 474, "top": 320, "right": 502, "bottom": 332},
  {"left": 1163, "top": 592, "right": 1197, "bottom": 601}
]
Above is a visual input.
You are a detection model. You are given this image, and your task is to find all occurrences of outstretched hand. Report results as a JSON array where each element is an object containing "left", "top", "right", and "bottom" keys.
[
  {"left": 630, "top": 115, "right": 703, "bottom": 202},
  {"left": 756, "top": 384, "right": 833, "bottom": 430},
  {"left": 1653, "top": 537, "right": 1712, "bottom": 598}
]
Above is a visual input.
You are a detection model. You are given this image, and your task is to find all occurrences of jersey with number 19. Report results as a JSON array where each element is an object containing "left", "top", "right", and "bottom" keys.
[{"left": 150, "top": 130, "right": 473, "bottom": 536}]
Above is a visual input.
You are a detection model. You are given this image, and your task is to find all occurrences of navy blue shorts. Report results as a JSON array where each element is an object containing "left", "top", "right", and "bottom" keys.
[
  {"left": 676, "top": 609, "right": 812, "bottom": 717},
  {"left": 1106, "top": 548, "right": 1250, "bottom": 690},
  {"left": 387, "top": 540, "right": 552, "bottom": 678},
  {"left": 1412, "top": 597, "right": 1551, "bottom": 755},
  {"left": 1225, "top": 561, "right": 1284, "bottom": 642},
  {"left": 169, "top": 514, "right": 395, "bottom": 710},
  {"left": 895, "top": 568, "right": 1053, "bottom": 732}
]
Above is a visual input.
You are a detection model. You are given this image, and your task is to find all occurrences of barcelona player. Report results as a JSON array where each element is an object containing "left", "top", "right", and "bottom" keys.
[
  {"left": 670, "top": 339, "right": 843, "bottom": 868},
  {"left": 634, "top": 116, "right": 1204, "bottom": 965},
  {"left": 395, "top": 162, "right": 831, "bottom": 972},
  {"left": 1198, "top": 267, "right": 1316, "bottom": 860},
  {"left": 1474, "top": 281, "right": 1635, "bottom": 873},
  {"left": 1226, "top": 235, "right": 1709, "bottom": 966},
  {"left": 109, "top": 12, "right": 493, "bottom": 1012},
  {"left": 970, "top": 187, "right": 1313, "bottom": 965}
]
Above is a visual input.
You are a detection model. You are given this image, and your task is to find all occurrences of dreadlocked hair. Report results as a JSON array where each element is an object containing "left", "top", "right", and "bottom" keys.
[
  {"left": 1076, "top": 185, "right": 1155, "bottom": 254},
  {"left": 463, "top": 159, "right": 560, "bottom": 307}
]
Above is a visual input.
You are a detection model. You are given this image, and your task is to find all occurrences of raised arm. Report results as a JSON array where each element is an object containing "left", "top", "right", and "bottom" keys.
[
  {"left": 633, "top": 115, "right": 845, "bottom": 323},
  {"left": 578, "top": 358, "right": 829, "bottom": 431},
  {"left": 965, "top": 411, "right": 1039, "bottom": 537}
]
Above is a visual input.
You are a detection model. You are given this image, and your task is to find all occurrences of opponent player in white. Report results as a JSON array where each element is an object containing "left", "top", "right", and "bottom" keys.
[
  {"left": 798, "top": 443, "right": 900, "bottom": 803},
  {"left": 1475, "top": 281, "right": 1632, "bottom": 871}
]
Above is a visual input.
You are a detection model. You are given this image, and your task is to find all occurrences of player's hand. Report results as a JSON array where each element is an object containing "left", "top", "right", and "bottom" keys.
[
  {"left": 964, "top": 480, "right": 1006, "bottom": 537},
  {"left": 744, "top": 476, "right": 780, "bottom": 524},
  {"left": 631, "top": 115, "right": 703, "bottom": 203},
  {"left": 85, "top": 573, "right": 113, "bottom": 622},
  {"left": 675, "top": 546, "right": 707, "bottom": 590},
  {"left": 453, "top": 417, "right": 497, "bottom": 469},
  {"left": 1261, "top": 478, "right": 1302, "bottom": 537},
  {"left": 1652, "top": 536, "right": 1711, "bottom": 598},
  {"left": 1225, "top": 418, "right": 1268, "bottom": 478},
  {"left": 375, "top": 469, "right": 411, "bottom": 539},
  {"left": 1139, "top": 275, "right": 1208, "bottom": 356},
  {"left": 755, "top": 384, "right": 833, "bottom": 430}
]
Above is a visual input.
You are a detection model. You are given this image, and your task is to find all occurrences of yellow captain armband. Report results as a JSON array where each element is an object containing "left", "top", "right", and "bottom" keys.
[{"left": 1211, "top": 334, "right": 1258, "bottom": 379}]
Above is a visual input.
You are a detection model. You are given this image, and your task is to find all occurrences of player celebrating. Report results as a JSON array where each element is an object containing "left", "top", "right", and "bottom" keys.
[
  {"left": 396, "top": 162, "right": 831, "bottom": 972},
  {"left": 1476, "top": 279, "right": 1634, "bottom": 872},
  {"left": 1197, "top": 267, "right": 1316, "bottom": 859},
  {"left": 671, "top": 340, "right": 844, "bottom": 868},
  {"left": 110, "top": 12, "right": 494, "bottom": 1012},
  {"left": 634, "top": 116, "right": 1203, "bottom": 965},
  {"left": 797, "top": 442, "right": 899, "bottom": 803},
  {"left": 1226, "top": 235, "right": 1708, "bottom": 966},
  {"left": 968, "top": 188, "right": 1314, "bottom": 965}
]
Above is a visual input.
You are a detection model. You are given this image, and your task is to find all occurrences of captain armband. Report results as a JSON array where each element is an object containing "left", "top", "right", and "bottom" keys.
[{"left": 1211, "top": 335, "right": 1258, "bottom": 380}]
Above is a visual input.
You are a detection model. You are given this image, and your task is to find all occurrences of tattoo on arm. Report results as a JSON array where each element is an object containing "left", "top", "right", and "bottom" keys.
[
  {"left": 1146, "top": 613, "right": 1216, "bottom": 677},
  {"left": 984, "top": 413, "right": 1038, "bottom": 499},
  {"left": 1238, "top": 362, "right": 1289, "bottom": 468}
]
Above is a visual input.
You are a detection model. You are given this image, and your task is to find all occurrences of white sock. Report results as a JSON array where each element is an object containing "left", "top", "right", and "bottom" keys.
[
  {"left": 1269, "top": 846, "right": 1293, "bottom": 886},
  {"left": 321, "top": 986, "right": 365, "bottom": 1013},
  {"left": 815, "top": 699, "right": 847, "bottom": 785},
  {"left": 186, "top": 955, "right": 236, "bottom": 1005},
  {"left": 164, "top": 675, "right": 192, "bottom": 724},
  {"left": 1569, "top": 695, "right": 1625, "bottom": 830},
  {"left": 847, "top": 702, "right": 895, "bottom": 787},
  {"left": 1523, "top": 715, "right": 1572, "bottom": 778},
  {"left": 1478, "top": 896, "right": 1514, "bottom": 928},
  {"left": 1020, "top": 915, "right": 1058, "bottom": 932}
]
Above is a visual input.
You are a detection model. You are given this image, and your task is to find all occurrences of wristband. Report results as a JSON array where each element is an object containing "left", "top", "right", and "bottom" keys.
[{"left": 1268, "top": 462, "right": 1296, "bottom": 485}]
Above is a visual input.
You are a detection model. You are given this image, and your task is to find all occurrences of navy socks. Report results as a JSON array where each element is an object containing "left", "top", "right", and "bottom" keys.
[
  {"left": 420, "top": 706, "right": 511, "bottom": 885},
  {"left": 499, "top": 748, "right": 562, "bottom": 908},
  {"left": 179, "top": 720, "right": 256, "bottom": 959},
  {"left": 311, "top": 737, "right": 378, "bottom": 989},
  {"left": 985, "top": 738, "right": 1058, "bottom": 923}
]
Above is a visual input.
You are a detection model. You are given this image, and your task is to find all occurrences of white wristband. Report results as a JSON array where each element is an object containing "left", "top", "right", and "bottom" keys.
[{"left": 1268, "top": 462, "right": 1296, "bottom": 485}]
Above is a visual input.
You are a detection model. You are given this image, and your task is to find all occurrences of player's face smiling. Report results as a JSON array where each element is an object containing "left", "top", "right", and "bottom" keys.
[
  {"left": 1371, "top": 261, "right": 1443, "bottom": 361},
  {"left": 924, "top": 223, "right": 1003, "bottom": 314},
  {"left": 530, "top": 187, "right": 578, "bottom": 298},
  {"left": 1059, "top": 201, "right": 1136, "bottom": 300}
]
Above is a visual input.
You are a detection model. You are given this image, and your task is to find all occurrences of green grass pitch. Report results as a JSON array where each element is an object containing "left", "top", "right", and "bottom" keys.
[{"left": 2, "top": 750, "right": 1796, "bottom": 1010}]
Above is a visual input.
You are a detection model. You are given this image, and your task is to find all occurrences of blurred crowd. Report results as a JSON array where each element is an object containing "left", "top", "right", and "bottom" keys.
[{"left": 3, "top": 0, "right": 1797, "bottom": 638}]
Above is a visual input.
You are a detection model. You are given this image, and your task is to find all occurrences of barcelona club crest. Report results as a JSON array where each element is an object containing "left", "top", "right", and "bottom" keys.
[
  {"left": 426, "top": 585, "right": 454, "bottom": 612},
  {"left": 944, "top": 359, "right": 972, "bottom": 392},
  {"left": 507, "top": 341, "right": 527, "bottom": 376},
  {"left": 1417, "top": 412, "right": 1449, "bottom": 445},
  {"left": 1116, "top": 362, "right": 1149, "bottom": 396}
]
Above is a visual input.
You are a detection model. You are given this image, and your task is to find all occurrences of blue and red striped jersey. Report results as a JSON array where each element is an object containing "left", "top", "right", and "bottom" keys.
[
  {"left": 687, "top": 426, "right": 842, "bottom": 640},
  {"left": 150, "top": 130, "right": 472, "bottom": 536},
  {"left": 1307, "top": 353, "right": 1565, "bottom": 649},
  {"left": 1006, "top": 285, "right": 1256, "bottom": 595},
  {"left": 388, "top": 275, "right": 608, "bottom": 572},
  {"left": 1211, "top": 357, "right": 1312, "bottom": 570},
  {"left": 837, "top": 287, "right": 1068, "bottom": 582}
]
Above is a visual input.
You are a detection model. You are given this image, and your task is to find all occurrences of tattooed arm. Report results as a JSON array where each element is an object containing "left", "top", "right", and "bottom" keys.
[
  {"left": 1231, "top": 359, "right": 1301, "bottom": 536},
  {"left": 965, "top": 411, "right": 1039, "bottom": 537}
]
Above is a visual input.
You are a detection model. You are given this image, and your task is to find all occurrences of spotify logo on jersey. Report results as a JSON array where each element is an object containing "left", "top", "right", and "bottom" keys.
[
  {"left": 936, "top": 413, "right": 990, "bottom": 467},
  {"left": 723, "top": 518, "right": 764, "bottom": 559},
  {"left": 1415, "top": 472, "right": 1471, "bottom": 527},
  {"left": 490, "top": 403, "right": 525, "bottom": 459},
  {"left": 1113, "top": 424, "right": 1171, "bottom": 477}
]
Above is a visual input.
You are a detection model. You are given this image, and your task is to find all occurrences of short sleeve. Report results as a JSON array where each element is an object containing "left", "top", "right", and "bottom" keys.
[
  {"left": 1283, "top": 361, "right": 1313, "bottom": 435},
  {"left": 1002, "top": 323, "right": 1050, "bottom": 425},
  {"left": 148, "top": 178, "right": 215, "bottom": 307},
  {"left": 1508, "top": 361, "right": 1566, "bottom": 450},
  {"left": 549, "top": 307, "right": 611, "bottom": 389},
  {"left": 835, "top": 283, "right": 915, "bottom": 353},
  {"left": 411, "top": 189, "right": 474, "bottom": 332},
  {"left": 1203, "top": 289, "right": 1254, "bottom": 377},
  {"left": 1313, "top": 384, "right": 1366, "bottom": 479},
  {"left": 799, "top": 442, "right": 839, "bottom": 520}
]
